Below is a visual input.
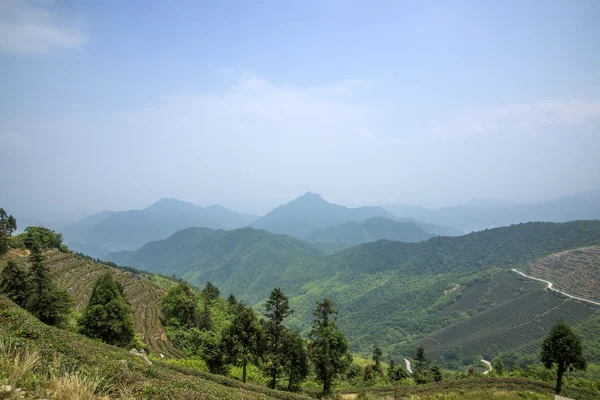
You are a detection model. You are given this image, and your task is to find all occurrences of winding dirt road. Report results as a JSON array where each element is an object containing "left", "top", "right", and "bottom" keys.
[{"left": 512, "top": 269, "right": 600, "bottom": 306}]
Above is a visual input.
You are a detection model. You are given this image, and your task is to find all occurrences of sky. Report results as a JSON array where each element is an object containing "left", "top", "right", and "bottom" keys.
[{"left": 1, "top": 0, "right": 599, "bottom": 219}]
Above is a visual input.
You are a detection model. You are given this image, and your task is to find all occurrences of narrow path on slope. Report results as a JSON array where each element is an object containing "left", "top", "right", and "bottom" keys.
[
  {"left": 481, "top": 359, "right": 492, "bottom": 375},
  {"left": 512, "top": 269, "right": 600, "bottom": 306},
  {"left": 404, "top": 358, "right": 412, "bottom": 374}
]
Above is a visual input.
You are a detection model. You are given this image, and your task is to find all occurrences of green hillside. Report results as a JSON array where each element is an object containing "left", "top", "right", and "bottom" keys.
[
  {"left": 525, "top": 245, "right": 600, "bottom": 302},
  {"left": 106, "top": 220, "right": 600, "bottom": 364},
  {"left": 1, "top": 249, "right": 183, "bottom": 358},
  {"left": 306, "top": 217, "right": 433, "bottom": 248},
  {"left": 106, "top": 227, "right": 325, "bottom": 304},
  {"left": 0, "top": 296, "right": 311, "bottom": 400}
]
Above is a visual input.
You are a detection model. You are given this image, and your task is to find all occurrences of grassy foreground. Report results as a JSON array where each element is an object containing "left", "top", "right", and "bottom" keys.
[{"left": 0, "top": 296, "right": 311, "bottom": 400}]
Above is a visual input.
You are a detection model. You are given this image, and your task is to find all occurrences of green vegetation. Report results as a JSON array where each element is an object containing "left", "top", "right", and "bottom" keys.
[
  {"left": 104, "top": 220, "right": 600, "bottom": 363},
  {"left": 23, "top": 248, "right": 72, "bottom": 327},
  {"left": 306, "top": 217, "right": 433, "bottom": 249},
  {"left": 0, "top": 260, "right": 28, "bottom": 306},
  {"left": 0, "top": 296, "right": 312, "bottom": 400},
  {"left": 0, "top": 208, "right": 17, "bottom": 256},
  {"left": 16, "top": 225, "right": 68, "bottom": 252},
  {"left": 78, "top": 272, "right": 135, "bottom": 347},
  {"left": 222, "top": 303, "right": 263, "bottom": 383},
  {"left": 526, "top": 245, "right": 600, "bottom": 301},
  {"left": 541, "top": 320, "right": 587, "bottom": 394},
  {"left": 1, "top": 249, "right": 184, "bottom": 357},
  {"left": 308, "top": 298, "right": 352, "bottom": 393},
  {"left": 263, "top": 288, "right": 295, "bottom": 389}
]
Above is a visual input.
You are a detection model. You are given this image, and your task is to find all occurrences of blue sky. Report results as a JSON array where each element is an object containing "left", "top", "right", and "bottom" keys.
[{"left": 1, "top": 0, "right": 599, "bottom": 218}]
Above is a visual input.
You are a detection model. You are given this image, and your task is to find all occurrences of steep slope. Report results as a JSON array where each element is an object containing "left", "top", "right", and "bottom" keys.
[
  {"left": 250, "top": 192, "right": 399, "bottom": 238},
  {"left": 1, "top": 249, "right": 183, "bottom": 358},
  {"left": 386, "top": 189, "right": 600, "bottom": 233},
  {"left": 0, "top": 297, "right": 311, "bottom": 400},
  {"left": 306, "top": 217, "right": 434, "bottom": 248},
  {"left": 62, "top": 198, "right": 255, "bottom": 257},
  {"left": 105, "top": 227, "right": 325, "bottom": 304},
  {"left": 525, "top": 245, "right": 600, "bottom": 302}
]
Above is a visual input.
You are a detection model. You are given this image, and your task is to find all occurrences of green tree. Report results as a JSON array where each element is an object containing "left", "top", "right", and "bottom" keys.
[
  {"left": 282, "top": 330, "right": 309, "bottom": 391},
  {"left": 493, "top": 358, "right": 504, "bottom": 376},
  {"left": 25, "top": 248, "right": 72, "bottom": 326},
  {"left": 21, "top": 226, "right": 64, "bottom": 251},
  {"left": 78, "top": 272, "right": 134, "bottom": 347},
  {"left": 430, "top": 364, "right": 442, "bottom": 382},
  {"left": 221, "top": 303, "right": 262, "bottom": 383},
  {"left": 227, "top": 293, "right": 237, "bottom": 307},
  {"left": 387, "top": 359, "right": 396, "bottom": 381},
  {"left": 308, "top": 298, "right": 352, "bottom": 394},
  {"left": 198, "top": 301, "right": 213, "bottom": 331},
  {"left": 263, "top": 288, "right": 293, "bottom": 389},
  {"left": 541, "top": 320, "right": 587, "bottom": 394},
  {"left": 163, "top": 282, "right": 198, "bottom": 327},
  {"left": 372, "top": 346, "right": 383, "bottom": 375},
  {"left": 0, "top": 208, "right": 16, "bottom": 255},
  {"left": 414, "top": 345, "right": 431, "bottom": 384},
  {"left": 201, "top": 281, "right": 220, "bottom": 304},
  {"left": 0, "top": 260, "right": 28, "bottom": 306}
]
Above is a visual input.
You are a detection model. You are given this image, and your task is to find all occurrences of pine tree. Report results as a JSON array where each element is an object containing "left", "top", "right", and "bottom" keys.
[
  {"left": 0, "top": 260, "right": 28, "bottom": 306},
  {"left": 263, "top": 288, "right": 293, "bottom": 389},
  {"left": 414, "top": 345, "right": 431, "bottom": 384},
  {"left": 221, "top": 303, "right": 262, "bottom": 383},
  {"left": 493, "top": 358, "right": 504, "bottom": 376},
  {"left": 430, "top": 364, "right": 442, "bottom": 382},
  {"left": 541, "top": 320, "right": 587, "bottom": 394},
  {"left": 282, "top": 330, "right": 309, "bottom": 391},
  {"left": 25, "top": 247, "right": 72, "bottom": 326},
  {"left": 0, "top": 208, "right": 16, "bottom": 255},
  {"left": 78, "top": 272, "right": 134, "bottom": 347},
  {"left": 308, "top": 298, "right": 352, "bottom": 394},
  {"left": 387, "top": 359, "right": 396, "bottom": 381},
  {"left": 201, "top": 281, "right": 220, "bottom": 305},
  {"left": 372, "top": 346, "right": 383, "bottom": 375}
]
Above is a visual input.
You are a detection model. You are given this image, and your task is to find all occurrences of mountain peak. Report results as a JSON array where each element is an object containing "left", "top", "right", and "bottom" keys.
[{"left": 300, "top": 191, "right": 323, "bottom": 199}]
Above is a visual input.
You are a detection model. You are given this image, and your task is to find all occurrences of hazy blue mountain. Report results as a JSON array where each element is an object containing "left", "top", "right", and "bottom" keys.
[
  {"left": 250, "top": 192, "right": 401, "bottom": 238},
  {"left": 306, "top": 217, "right": 434, "bottom": 248},
  {"left": 385, "top": 189, "right": 600, "bottom": 232},
  {"left": 62, "top": 198, "right": 256, "bottom": 257}
]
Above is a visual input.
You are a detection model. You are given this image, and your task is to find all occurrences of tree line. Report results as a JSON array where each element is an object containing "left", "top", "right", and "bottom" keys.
[{"left": 163, "top": 282, "right": 351, "bottom": 393}]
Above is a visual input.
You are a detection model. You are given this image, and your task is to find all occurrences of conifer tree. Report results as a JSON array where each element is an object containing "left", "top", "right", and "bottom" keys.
[
  {"left": 308, "top": 298, "right": 352, "bottom": 393},
  {"left": 263, "top": 288, "right": 293, "bottom": 389},
  {"left": 0, "top": 260, "right": 28, "bottom": 306},
  {"left": 372, "top": 346, "right": 383, "bottom": 375},
  {"left": 282, "top": 330, "right": 309, "bottom": 391},
  {"left": 221, "top": 303, "right": 262, "bottom": 383},
  {"left": 78, "top": 272, "right": 134, "bottom": 347},
  {"left": 25, "top": 247, "right": 72, "bottom": 326}
]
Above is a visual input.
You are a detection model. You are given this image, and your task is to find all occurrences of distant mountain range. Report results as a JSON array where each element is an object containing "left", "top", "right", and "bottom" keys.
[
  {"left": 385, "top": 189, "right": 600, "bottom": 232},
  {"left": 250, "top": 191, "right": 461, "bottom": 239},
  {"left": 62, "top": 198, "right": 258, "bottom": 257},
  {"left": 306, "top": 217, "right": 434, "bottom": 249}
]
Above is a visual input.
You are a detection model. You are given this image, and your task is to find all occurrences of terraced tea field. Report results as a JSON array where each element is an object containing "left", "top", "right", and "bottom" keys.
[
  {"left": 1, "top": 250, "right": 184, "bottom": 358},
  {"left": 422, "top": 287, "right": 599, "bottom": 359},
  {"left": 526, "top": 246, "right": 600, "bottom": 302}
]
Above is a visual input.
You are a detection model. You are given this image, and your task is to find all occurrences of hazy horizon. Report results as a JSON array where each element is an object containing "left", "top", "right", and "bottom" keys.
[{"left": 1, "top": 0, "right": 599, "bottom": 219}]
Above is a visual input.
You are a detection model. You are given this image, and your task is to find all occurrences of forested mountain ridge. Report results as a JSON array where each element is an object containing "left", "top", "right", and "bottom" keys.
[
  {"left": 306, "top": 217, "right": 434, "bottom": 249},
  {"left": 62, "top": 198, "right": 257, "bottom": 258},
  {"left": 106, "top": 226, "right": 325, "bottom": 303},
  {"left": 105, "top": 220, "right": 600, "bottom": 363}
]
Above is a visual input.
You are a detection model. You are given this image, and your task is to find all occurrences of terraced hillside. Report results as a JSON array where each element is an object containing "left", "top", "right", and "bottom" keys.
[
  {"left": 422, "top": 285, "right": 599, "bottom": 359},
  {"left": 1, "top": 250, "right": 183, "bottom": 358},
  {"left": 526, "top": 245, "right": 600, "bottom": 302}
]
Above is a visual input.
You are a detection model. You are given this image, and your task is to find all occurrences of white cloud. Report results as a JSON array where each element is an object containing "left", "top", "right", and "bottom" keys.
[
  {"left": 433, "top": 99, "right": 600, "bottom": 139},
  {"left": 0, "top": 0, "right": 86, "bottom": 54}
]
